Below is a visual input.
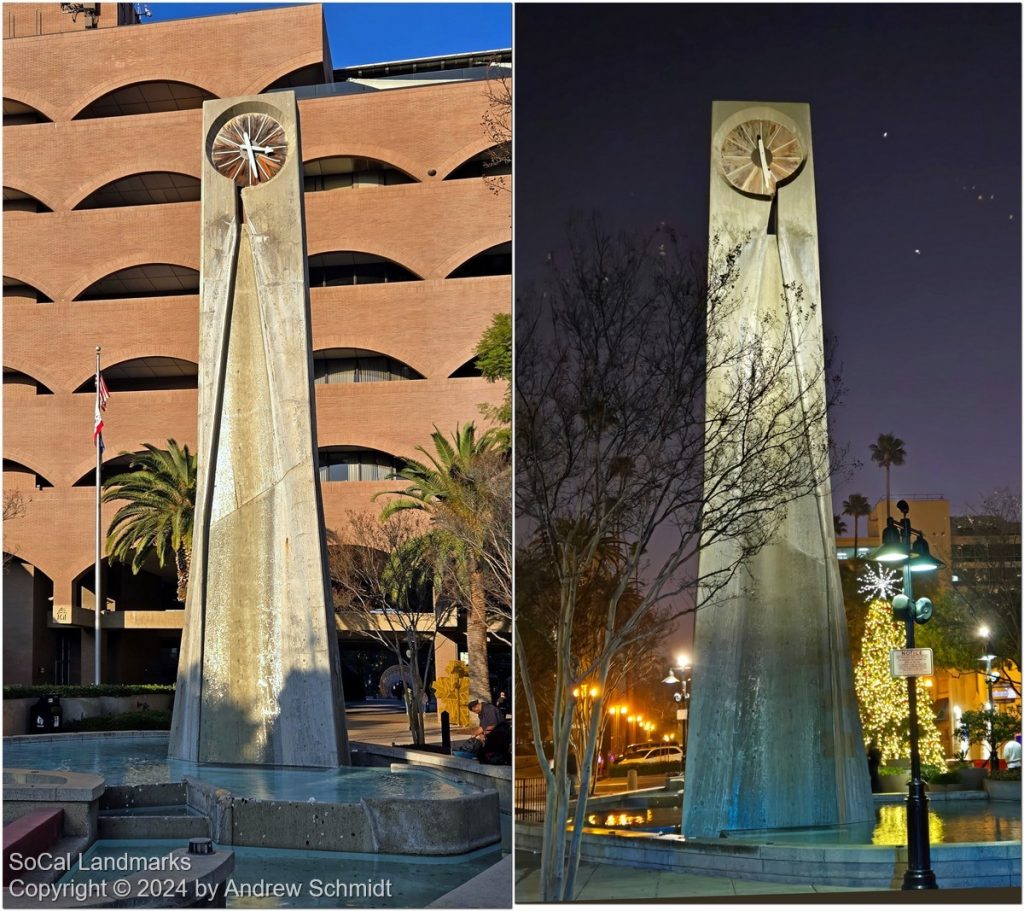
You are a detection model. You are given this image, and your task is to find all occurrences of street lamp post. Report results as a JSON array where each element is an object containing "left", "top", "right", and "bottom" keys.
[
  {"left": 868, "top": 499, "right": 943, "bottom": 891},
  {"left": 977, "top": 625, "right": 999, "bottom": 773},
  {"left": 663, "top": 654, "right": 691, "bottom": 755}
]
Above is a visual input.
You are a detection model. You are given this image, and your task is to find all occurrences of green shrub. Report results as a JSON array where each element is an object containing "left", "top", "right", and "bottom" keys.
[
  {"left": 4, "top": 684, "right": 174, "bottom": 700},
  {"left": 877, "top": 766, "right": 908, "bottom": 778},
  {"left": 988, "top": 768, "right": 1021, "bottom": 782},
  {"left": 63, "top": 709, "right": 172, "bottom": 732},
  {"left": 607, "top": 760, "right": 682, "bottom": 778}
]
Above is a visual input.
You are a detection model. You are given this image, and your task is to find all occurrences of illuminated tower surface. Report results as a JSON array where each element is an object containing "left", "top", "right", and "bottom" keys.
[
  {"left": 169, "top": 93, "right": 349, "bottom": 767},
  {"left": 683, "top": 101, "right": 872, "bottom": 835}
]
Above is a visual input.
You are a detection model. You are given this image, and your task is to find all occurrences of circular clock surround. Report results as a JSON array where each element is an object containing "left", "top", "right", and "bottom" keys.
[
  {"left": 719, "top": 119, "right": 804, "bottom": 197},
  {"left": 210, "top": 112, "right": 288, "bottom": 187}
]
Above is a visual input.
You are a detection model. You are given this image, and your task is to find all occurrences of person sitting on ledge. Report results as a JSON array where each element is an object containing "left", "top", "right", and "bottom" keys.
[
  {"left": 468, "top": 698, "right": 503, "bottom": 732},
  {"left": 479, "top": 720, "right": 512, "bottom": 765}
]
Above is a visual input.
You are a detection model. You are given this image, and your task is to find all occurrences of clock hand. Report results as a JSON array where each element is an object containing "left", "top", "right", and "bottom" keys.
[
  {"left": 757, "top": 134, "right": 772, "bottom": 194},
  {"left": 242, "top": 131, "right": 258, "bottom": 182}
]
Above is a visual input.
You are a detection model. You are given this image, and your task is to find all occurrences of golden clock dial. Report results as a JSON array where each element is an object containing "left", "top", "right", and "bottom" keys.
[
  {"left": 211, "top": 113, "right": 288, "bottom": 187},
  {"left": 720, "top": 119, "right": 803, "bottom": 197}
]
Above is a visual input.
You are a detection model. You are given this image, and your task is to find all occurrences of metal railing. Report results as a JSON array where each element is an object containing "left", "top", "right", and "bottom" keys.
[{"left": 514, "top": 776, "right": 546, "bottom": 822}]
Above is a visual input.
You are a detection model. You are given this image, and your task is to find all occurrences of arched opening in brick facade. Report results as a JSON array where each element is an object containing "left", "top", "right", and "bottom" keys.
[
  {"left": 260, "top": 63, "right": 328, "bottom": 92},
  {"left": 3, "top": 98, "right": 51, "bottom": 126},
  {"left": 317, "top": 446, "right": 401, "bottom": 482},
  {"left": 443, "top": 146, "right": 511, "bottom": 180},
  {"left": 445, "top": 242, "right": 511, "bottom": 279},
  {"left": 313, "top": 348, "right": 424, "bottom": 384},
  {"left": 73, "top": 81, "right": 216, "bottom": 120},
  {"left": 3, "top": 186, "right": 52, "bottom": 212},
  {"left": 71, "top": 557, "right": 182, "bottom": 684},
  {"left": 3, "top": 277, "right": 52, "bottom": 303},
  {"left": 4, "top": 458, "right": 54, "bottom": 490},
  {"left": 303, "top": 156, "right": 417, "bottom": 192},
  {"left": 75, "top": 172, "right": 201, "bottom": 210},
  {"left": 3, "top": 558, "right": 58, "bottom": 685},
  {"left": 71, "top": 449, "right": 164, "bottom": 488},
  {"left": 4, "top": 367, "right": 55, "bottom": 396},
  {"left": 75, "top": 265, "right": 200, "bottom": 301},
  {"left": 72, "top": 357, "right": 199, "bottom": 395},
  {"left": 308, "top": 252, "right": 421, "bottom": 286},
  {"left": 449, "top": 358, "right": 484, "bottom": 379}
]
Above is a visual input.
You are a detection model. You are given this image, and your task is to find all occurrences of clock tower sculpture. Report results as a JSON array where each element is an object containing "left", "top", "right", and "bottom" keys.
[
  {"left": 169, "top": 93, "right": 349, "bottom": 767},
  {"left": 682, "top": 102, "right": 872, "bottom": 835}
]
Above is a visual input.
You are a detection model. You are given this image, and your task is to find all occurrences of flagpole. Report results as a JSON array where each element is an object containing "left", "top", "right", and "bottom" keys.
[{"left": 95, "top": 345, "right": 102, "bottom": 684}]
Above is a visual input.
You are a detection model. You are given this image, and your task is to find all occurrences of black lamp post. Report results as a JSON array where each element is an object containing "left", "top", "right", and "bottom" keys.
[
  {"left": 662, "top": 655, "right": 691, "bottom": 755},
  {"left": 867, "top": 499, "right": 943, "bottom": 891},
  {"left": 977, "top": 625, "right": 999, "bottom": 773}
]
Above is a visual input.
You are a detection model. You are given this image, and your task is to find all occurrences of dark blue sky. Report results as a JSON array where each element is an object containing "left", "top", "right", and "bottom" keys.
[
  {"left": 146, "top": 3, "right": 511, "bottom": 66},
  {"left": 516, "top": 4, "right": 1021, "bottom": 518}
]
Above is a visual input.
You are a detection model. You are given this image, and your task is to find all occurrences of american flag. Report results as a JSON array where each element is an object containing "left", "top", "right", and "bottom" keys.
[{"left": 94, "top": 372, "right": 109, "bottom": 454}]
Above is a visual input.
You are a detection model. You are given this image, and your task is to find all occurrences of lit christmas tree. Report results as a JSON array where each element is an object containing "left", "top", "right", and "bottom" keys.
[{"left": 854, "top": 598, "right": 946, "bottom": 765}]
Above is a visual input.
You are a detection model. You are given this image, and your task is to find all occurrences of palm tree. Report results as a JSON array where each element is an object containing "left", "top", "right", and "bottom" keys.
[
  {"left": 869, "top": 433, "right": 906, "bottom": 518},
  {"left": 833, "top": 515, "right": 847, "bottom": 537},
  {"left": 376, "top": 424, "right": 504, "bottom": 701},
  {"left": 842, "top": 493, "right": 871, "bottom": 560},
  {"left": 102, "top": 440, "right": 197, "bottom": 603}
]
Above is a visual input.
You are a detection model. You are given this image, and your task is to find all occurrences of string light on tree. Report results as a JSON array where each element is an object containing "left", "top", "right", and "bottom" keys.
[
  {"left": 854, "top": 599, "right": 945, "bottom": 765},
  {"left": 859, "top": 562, "right": 903, "bottom": 603}
]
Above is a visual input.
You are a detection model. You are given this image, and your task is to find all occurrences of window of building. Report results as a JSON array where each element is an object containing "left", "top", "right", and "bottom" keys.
[
  {"left": 444, "top": 146, "right": 511, "bottom": 180},
  {"left": 3, "top": 459, "right": 53, "bottom": 489},
  {"left": 446, "top": 242, "right": 511, "bottom": 279},
  {"left": 3, "top": 187, "right": 51, "bottom": 212},
  {"left": 74, "top": 81, "right": 215, "bottom": 119},
  {"left": 303, "top": 157, "right": 416, "bottom": 192},
  {"left": 308, "top": 252, "right": 419, "bottom": 286},
  {"left": 73, "top": 356, "right": 198, "bottom": 394},
  {"left": 3, "top": 98, "right": 51, "bottom": 126},
  {"left": 313, "top": 349, "right": 422, "bottom": 384},
  {"left": 76, "top": 264, "right": 200, "bottom": 300},
  {"left": 318, "top": 447, "right": 400, "bottom": 482},
  {"left": 449, "top": 357, "right": 483, "bottom": 378},
  {"left": 3, "top": 277, "right": 51, "bottom": 303},
  {"left": 75, "top": 173, "right": 200, "bottom": 209},
  {"left": 3, "top": 368, "right": 53, "bottom": 395}
]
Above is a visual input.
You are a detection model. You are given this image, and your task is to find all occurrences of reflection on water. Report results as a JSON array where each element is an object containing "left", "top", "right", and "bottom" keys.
[
  {"left": 588, "top": 800, "right": 1021, "bottom": 845},
  {"left": 3, "top": 734, "right": 471, "bottom": 802},
  {"left": 872, "top": 804, "right": 944, "bottom": 845}
]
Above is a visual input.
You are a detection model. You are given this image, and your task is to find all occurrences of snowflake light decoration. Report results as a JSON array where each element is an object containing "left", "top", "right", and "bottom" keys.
[{"left": 858, "top": 562, "right": 903, "bottom": 603}]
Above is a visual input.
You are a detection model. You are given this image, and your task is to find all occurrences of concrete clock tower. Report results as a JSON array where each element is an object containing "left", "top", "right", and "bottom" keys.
[
  {"left": 169, "top": 93, "right": 349, "bottom": 767},
  {"left": 682, "top": 102, "right": 872, "bottom": 835}
]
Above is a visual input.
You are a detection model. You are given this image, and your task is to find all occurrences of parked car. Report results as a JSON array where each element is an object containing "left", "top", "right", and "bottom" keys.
[{"left": 615, "top": 744, "right": 683, "bottom": 767}]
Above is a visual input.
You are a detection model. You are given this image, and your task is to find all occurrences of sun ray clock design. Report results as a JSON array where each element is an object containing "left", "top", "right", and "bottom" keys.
[
  {"left": 169, "top": 93, "right": 349, "bottom": 768},
  {"left": 682, "top": 102, "right": 873, "bottom": 835}
]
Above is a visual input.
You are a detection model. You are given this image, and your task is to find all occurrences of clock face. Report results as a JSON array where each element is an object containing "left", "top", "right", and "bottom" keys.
[
  {"left": 720, "top": 119, "right": 803, "bottom": 197},
  {"left": 211, "top": 113, "right": 288, "bottom": 187}
]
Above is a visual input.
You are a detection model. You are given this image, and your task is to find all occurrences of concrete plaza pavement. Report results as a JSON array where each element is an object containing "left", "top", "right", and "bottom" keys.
[
  {"left": 345, "top": 701, "right": 485, "bottom": 747},
  {"left": 514, "top": 851, "right": 881, "bottom": 901}
]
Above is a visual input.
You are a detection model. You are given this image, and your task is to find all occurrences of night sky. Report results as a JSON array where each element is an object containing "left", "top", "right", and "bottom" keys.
[{"left": 515, "top": 4, "right": 1021, "bottom": 523}]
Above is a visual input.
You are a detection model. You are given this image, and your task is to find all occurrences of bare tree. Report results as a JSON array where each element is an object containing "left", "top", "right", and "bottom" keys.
[
  {"left": 329, "top": 513, "right": 446, "bottom": 746},
  {"left": 482, "top": 61, "right": 511, "bottom": 198},
  {"left": 515, "top": 218, "right": 835, "bottom": 901},
  {"left": 3, "top": 489, "right": 29, "bottom": 566}
]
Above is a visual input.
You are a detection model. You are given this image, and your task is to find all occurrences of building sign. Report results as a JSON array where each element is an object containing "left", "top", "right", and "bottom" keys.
[
  {"left": 676, "top": 709, "right": 688, "bottom": 720},
  {"left": 890, "top": 648, "right": 933, "bottom": 678},
  {"left": 53, "top": 605, "right": 72, "bottom": 625}
]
